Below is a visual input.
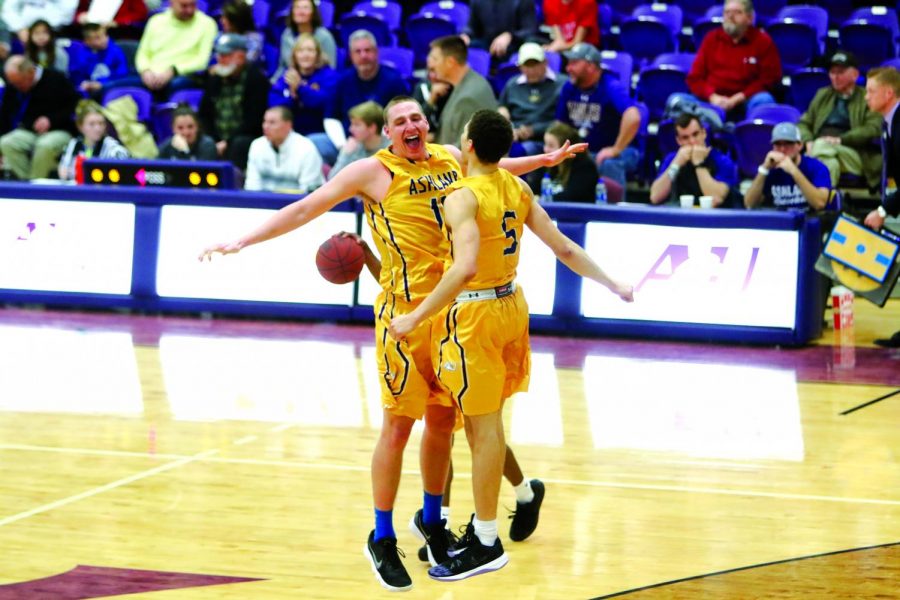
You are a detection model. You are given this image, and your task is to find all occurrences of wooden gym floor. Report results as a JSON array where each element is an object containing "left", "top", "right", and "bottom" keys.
[{"left": 0, "top": 301, "right": 897, "bottom": 599}]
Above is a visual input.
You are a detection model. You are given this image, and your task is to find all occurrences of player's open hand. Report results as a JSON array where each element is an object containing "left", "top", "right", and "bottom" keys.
[
  {"left": 543, "top": 140, "right": 589, "bottom": 167},
  {"left": 198, "top": 241, "right": 243, "bottom": 261}
]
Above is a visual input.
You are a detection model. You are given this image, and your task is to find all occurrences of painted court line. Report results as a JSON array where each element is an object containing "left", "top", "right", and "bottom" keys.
[
  {"left": 0, "top": 449, "right": 219, "bottom": 529},
  {"left": 3, "top": 443, "right": 899, "bottom": 508}
]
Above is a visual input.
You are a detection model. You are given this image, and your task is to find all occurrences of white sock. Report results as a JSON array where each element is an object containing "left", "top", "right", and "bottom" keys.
[
  {"left": 441, "top": 506, "right": 451, "bottom": 526},
  {"left": 473, "top": 517, "right": 498, "bottom": 546},
  {"left": 514, "top": 478, "right": 534, "bottom": 504}
]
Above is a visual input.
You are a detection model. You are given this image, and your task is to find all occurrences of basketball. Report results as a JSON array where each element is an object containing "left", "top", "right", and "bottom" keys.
[{"left": 316, "top": 234, "right": 365, "bottom": 284}]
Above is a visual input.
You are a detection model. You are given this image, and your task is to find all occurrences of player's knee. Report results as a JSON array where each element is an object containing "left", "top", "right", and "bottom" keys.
[
  {"left": 381, "top": 414, "right": 414, "bottom": 448},
  {"left": 425, "top": 405, "right": 456, "bottom": 435}
]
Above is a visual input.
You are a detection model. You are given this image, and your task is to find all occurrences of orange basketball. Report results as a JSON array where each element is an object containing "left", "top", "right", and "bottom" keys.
[{"left": 316, "top": 234, "right": 365, "bottom": 284}]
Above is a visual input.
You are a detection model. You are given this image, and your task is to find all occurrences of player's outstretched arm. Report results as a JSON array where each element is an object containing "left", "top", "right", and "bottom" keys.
[
  {"left": 521, "top": 181, "right": 634, "bottom": 302},
  {"left": 388, "top": 188, "right": 481, "bottom": 340},
  {"left": 199, "top": 159, "right": 377, "bottom": 261},
  {"left": 441, "top": 140, "right": 589, "bottom": 177}
]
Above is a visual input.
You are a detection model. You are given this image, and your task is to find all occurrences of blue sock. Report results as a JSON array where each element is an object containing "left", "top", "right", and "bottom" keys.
[
  {"left": 423, "top": 491, "right": 443, "bottom": 525},
  {"left": 374, "top": 508, "right": 395, "bottom": 541}
]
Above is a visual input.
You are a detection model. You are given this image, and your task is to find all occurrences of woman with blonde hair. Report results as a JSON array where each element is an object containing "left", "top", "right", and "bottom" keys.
[
  {"left": 277, "top": 0, "right": 337, "bottom": 77},
  {"left": 269, "top": 33, "right": 338, "bottom": 161},
  {"left": 58, "top": 99, "right": 129, "bottom": 181}
]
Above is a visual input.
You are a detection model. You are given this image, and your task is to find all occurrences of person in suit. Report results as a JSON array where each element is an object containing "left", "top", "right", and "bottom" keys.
[{"left": 862, "top": 66, "right": 900, "bottom": 348}]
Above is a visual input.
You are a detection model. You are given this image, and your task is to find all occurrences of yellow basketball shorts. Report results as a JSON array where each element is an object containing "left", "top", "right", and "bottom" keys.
[
  {"left": 432, "top": 285, "right": 531, "bottom": 416},
  {"left": 374, "top": 292, "right": 454, "bottom": 420}
]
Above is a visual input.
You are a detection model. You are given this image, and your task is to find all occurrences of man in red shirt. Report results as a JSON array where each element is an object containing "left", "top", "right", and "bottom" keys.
[
  {"left": 684, "top": 0, "right": 781, "bottom": 120},
  {"left": 543, "top": 0, "right": 599, "bottom": 53}
]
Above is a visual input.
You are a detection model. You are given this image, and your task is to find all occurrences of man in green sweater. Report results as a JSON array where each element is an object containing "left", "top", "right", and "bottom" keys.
[{"left": 797, "top": 50, "right": 882, "bottom": 189}]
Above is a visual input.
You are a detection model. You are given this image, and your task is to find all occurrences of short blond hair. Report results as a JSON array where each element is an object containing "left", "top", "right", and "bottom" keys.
[
  {"left": 868, "top": 66, "right": 900, "bottom": 97},
  {"left": 75, "top": 99, "right": 105, "bottom": 126},
  {"left": 348, "top": 101, "right": 384, "bottom": 129}
]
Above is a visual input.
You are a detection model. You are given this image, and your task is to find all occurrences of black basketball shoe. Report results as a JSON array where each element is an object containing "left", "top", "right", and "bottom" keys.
[
  {"left": 364, "top": 530, "right": 413, "bottom": 592},
  {"left": 427, "top": 517, "right": 508, "bottom": 581},
  {"left": 508, "top": 479, "right": 545, "bottom": 541},
  {"left": 409, "top": 509, "right": 455, "bottom": 566}
]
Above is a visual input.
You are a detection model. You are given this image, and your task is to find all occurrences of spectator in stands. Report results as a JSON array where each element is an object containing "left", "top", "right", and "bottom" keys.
[
  {"left": 219, "top": 0, "right": 263, "bottom": 65},
  {"left": 685, "top": 0, "right": 781, "bottom": 121},
  {"left": 542, "top": 0, "right": 599, "bottom": 54},
  {"left": 25, "top": 19, "right": 68, "bottom": 74},
  {"left": 70, "top": 22, "right": 129, "bottom": 97},
  {"left": 269, "top": 34, "right": 337, "bottom": 139},
  {"left": 797, "top": 50, "right": 882, "bottom": 189},
  {"left": 527, "top": 121, "right": 598, "bottom": 202},
  {"left": 329, "top": 100, "right": 388, "bottom": 179},
  {"left": 158, "top": 104, "right": 218, "bottom": 161},
  {"left": 412, "top": 70, "right": 451, "bottom": 141},
  {"left": 58, "top": 99, "right": 129, "bottom": 180},
  {"left": 198, "top": 34, "right": 270, "bottom": 171},
  {"left": 75, "top": 0, "right": 148, "bottom": 33},
  {"left": 427, "top": 35, "right": 497, "bottom": 146},
  {"left": 245, "top": 106, "right": 324, "bottom": 192},
  {"left": 330, "top": 30, "right": 408, "bottom": 151},
  {"left": 278, "top": 0, "right": 336, "bottom": 77},
  {"left": 461, "top": 0, "right": 538, "bottom": 63},
  {"left": 0, "top": 55, "right": 80, "bottom": 180},
  {"left": 744, "top": 122, "right": 831, "bottom": 211},
  {"left": 650, "top": 113, "right": 740, "bottom": 207},
  {"left": 1, "top": 0, "right": 77, "bottom": 44},
  {"left": 134, "top": 0, "right": 217, "bottom": 95},
  {"left": 498, "top": 42, "right": 563, "bottom": 156},
  {"left": 556, "top": 42, "right": 641, "bottom": 190}
]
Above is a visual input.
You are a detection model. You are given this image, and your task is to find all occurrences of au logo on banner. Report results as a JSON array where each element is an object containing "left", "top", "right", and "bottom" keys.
[{"left": 816, "top": 215, "right": 900, "bottom": 306}]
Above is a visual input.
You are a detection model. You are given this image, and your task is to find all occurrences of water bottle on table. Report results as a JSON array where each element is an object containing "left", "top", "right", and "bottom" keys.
[
  {"left": 540, "top": 173, "right": 553, "bottom": 203},
  {"left": 595, "top": 178, "right": 607, "bottom": 204}
]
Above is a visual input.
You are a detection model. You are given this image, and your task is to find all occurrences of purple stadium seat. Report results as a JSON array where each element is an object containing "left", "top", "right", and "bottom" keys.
[
  {"left": 679, "top": 0, "right": 718, "bottom": 26},
  {"left": 319, "top": 0, "right": 334, "bottom": 29},
  {"left": 151, "top": 89, "right": 204, "bottom": 142},
  {"left": 651, "top": 52, "right": 695, "bottom": 72},
  {"left": 692, "top": 16, "right": 722, "bottom": 48},
  {"left": 379, "top": 45, "right": 413, "bottom": 79},
  {"left": 786, "top": 68, "right": 829, "bottom": 111},
  {"left": 103, "top": 87, "right": 153, "bottom": 122},
  {"left": 747, "top": 103, "right": 802, "bottom": 124},
  {"left": 766, "top": 21, "right": 819, "bottom": 74},
  {"left": 752, "top": 0, "right": 788, "bottom": 26},
  {"left": 353, "top": 0, "right": 402, "bottom": 31},
  {"left": 775, "top": 5, "right": 828, "bottom": 52},
  {"left": 251, "top": 0, "right": 269, "bottom": 30},
  {"left": 636, "top": 65, "right": 690, "bottom": 121},
  {"left": 338, "top": 12, "right": 394, "bottom": 48},
  {"left": 419, "top": 1, "right": 469, "bottom": 31},
  {"left": 467, "top": 47, "right": 490, "bottom": 77},
  {"left": 632, "top": 3, "right": 683, "bottom": 39},
  {"left": 734, "top": 119, "right": 777, "bottom": 178},
  {"left": 607, "top": 0, "right": 645, "bottom": 24},
  {"left": 619, "top": 17, "right": 678, "bottom": 67},
  {"left": 838, "top": 21, "right": 897, "bottom": 73},
  {"left": 406, "top": 12, "right": 457, "bottom": 67},
  {"left": 849, "top": 6, "right": 899, "bottom": 41},
  {"left": 599, "top": 50, "right": 634, "bottom": 86},
  {"left": 169, "top": 89, "right": 204, "bottom": 110}
]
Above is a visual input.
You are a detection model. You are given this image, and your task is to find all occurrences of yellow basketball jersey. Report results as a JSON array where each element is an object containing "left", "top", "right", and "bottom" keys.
[
  {"left": 448, "top": 169, "right": 531, "bottom": 289},
  {"left": 368, "top": 143, "right": 461, "bottom": 304}
]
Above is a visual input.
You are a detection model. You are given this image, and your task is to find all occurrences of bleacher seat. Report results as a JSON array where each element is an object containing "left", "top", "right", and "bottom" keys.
[
  {"left": 599, "top": 50, "right": 634, "bottom": 86},
  {"left": 468, "top": 47, "right": 490, "bottom": 78},
  {"left": 338, "top": 12, "right": 394, "bottom": 48},
  {"left": 379, "top": 46, "right": 414, "bottom": 79},
  {"left": 319, "top": 0, "right": 335, "bottom": 29},
  {"left": 752, "top": 0, "right": 788, "bottom": 26},
  {"left": 633, "top": 3, "right": 683, "bottom": 39},
  {"left": 766, "top": 20, "right": 819, "bottom": 73},
  {"left": 353, "top": 0, "right": 403, "bottom": 31},
  {"left": 251, "top": 0, "right": 270, "bottom": 30},
  {"left": 838, "top": 20, "right": 897, "bottom": 73},
  {"left": 620, "top": 16, "right": 678, "bottom": 67},
  {"left": 418, "top": 1, "right": 469, "bottom": 32},
  {"left": 607, "top": 0, "right": 645, "bottom": 24},
  {"left": 775, "top": 5, "right": 828, "bottom": 53},
  {"left": 786, "top": 68, "right": 829, "bottom": 112},
  {"left": 679, "top": 0, "right": 718, "bottom": 27},
  {"left": 651, "top": 52, "right": 694, "bottom": 71},
  {"left": 103, "top": 87, "right": 153, "bottom": 123},
  {"left": 848, "top": 6, "right": 899, "bottom": 41},
  {"left": 692, "top": 6, "right": 723, "bottom": 48},
  {"left": 734, "top": 119, "right": 777, "bottom": 178},
  {"left": 117, "top": 39, "right": 139, "bottom": 74},
  {"left": 747, "top": 103, "right": 802, "bottom": 124},
  {"left": 406, "top": 13, "right": 457, "bottom": 67}
]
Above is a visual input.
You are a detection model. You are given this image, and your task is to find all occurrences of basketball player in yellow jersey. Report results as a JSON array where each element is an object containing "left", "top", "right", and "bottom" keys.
[
  {"left": 199, "top": 97, "right": 586, "bottom": 592},
  {"left": 389, "top": 110, "right": 634, "bottom": 581}
]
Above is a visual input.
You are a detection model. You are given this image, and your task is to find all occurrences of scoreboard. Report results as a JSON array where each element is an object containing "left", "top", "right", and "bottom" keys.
[{"left": 81, "top": 159, "right": 237, "bottom": 189}]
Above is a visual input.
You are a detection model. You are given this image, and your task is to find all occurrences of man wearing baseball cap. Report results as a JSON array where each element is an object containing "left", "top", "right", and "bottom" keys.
[
  {"left": 555, "top": 42, "right": 641, "bottom": 191},
  {"left": 498, "top": 42, "right": 563, "bottom": 156},
  {"left": 797, "top": 50, "right": 882, "bottom": 188},
  {"left": 744, "top": 121, "right": 832, "bottom": 211}
]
